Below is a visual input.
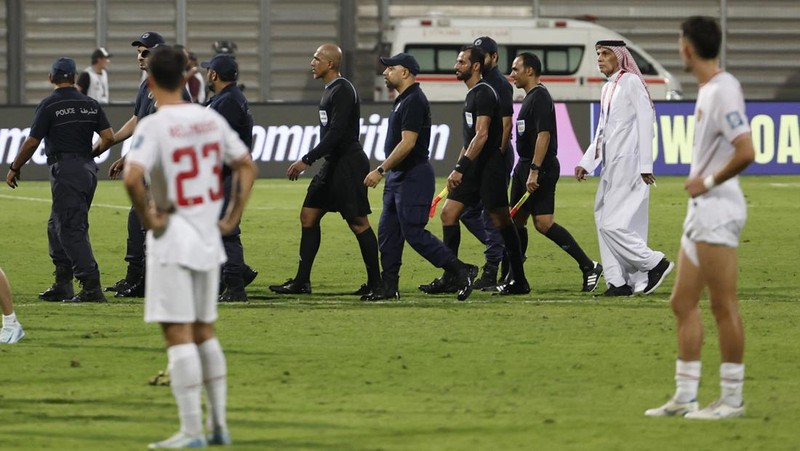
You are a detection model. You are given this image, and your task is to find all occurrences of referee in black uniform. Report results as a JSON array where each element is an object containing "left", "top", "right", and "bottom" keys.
[
  {"left": 362, "top": 53, "right": 474, "bottom": 301},
  {"left": 202, "top": 54, "right": 258, "bottom": 301},
  {"left": 95, "top": 31, "right": 192, "bottom": 298},
  {"left": 509, "top": 53, "right": 603, "bottom": 292},
  {"left": 270, "top": 43, "right": 380, "bottom": 295},
  {"left": 440, "top": 46, "right": 530, "bottom": 295},
  {"left": 6, "top": 57, "right": 114, "bottom": 303}
]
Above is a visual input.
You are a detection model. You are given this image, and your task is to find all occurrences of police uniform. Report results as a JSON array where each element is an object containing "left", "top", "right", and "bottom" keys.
[
  {"left": 378, "top": 82, "right": 461, "bottom": 291},
  {"left": 206, "top": 73, "right": 256, "bottom": 299},
  {"left": 448, "top": 80, "right": 507, "bottom": 209},
  {"left": 511, "top": 83, "right": 559, "bottom": 215},
  {"left": 301, "top": 77, "right": 370, "bottom": 219},
  {"left": 30, "top": 69, "right": 111, "bottom": 300}
]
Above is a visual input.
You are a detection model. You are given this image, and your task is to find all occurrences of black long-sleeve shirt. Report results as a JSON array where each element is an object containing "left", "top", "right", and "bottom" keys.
[{"left": 304, "top": 77, "right": 363, "bottom": 164}]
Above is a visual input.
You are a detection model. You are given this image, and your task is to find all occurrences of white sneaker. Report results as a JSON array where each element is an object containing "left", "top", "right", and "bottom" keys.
[
  {"left": 644, "top": 398, "right": 699, "bottom": 417},
  {"left": 0, "top": 325, "right": 25, "bottom": 344},
  {"left": 685, "top": 398, "right": 745, "bottom": 420},
  {"left": 148, "top": 432, "right": 207, "bottom": 449}
]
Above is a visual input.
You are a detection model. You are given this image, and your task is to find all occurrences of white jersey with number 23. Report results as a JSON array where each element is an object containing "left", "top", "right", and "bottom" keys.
[{"left": 126, "top": 103, "right": 250, "bottom": 271}]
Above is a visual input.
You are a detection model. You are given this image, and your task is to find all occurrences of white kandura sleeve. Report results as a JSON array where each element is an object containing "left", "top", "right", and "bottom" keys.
[{"left": 631, "top": 80, "right": 655, "bottom": 174}]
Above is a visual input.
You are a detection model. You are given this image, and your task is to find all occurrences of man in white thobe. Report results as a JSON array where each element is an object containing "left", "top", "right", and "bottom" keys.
[{"left": 575, "top": 40, "right": 673, "bottom": 296}]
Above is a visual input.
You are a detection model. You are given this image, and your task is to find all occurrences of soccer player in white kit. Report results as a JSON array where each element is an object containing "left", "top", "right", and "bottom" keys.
[
  {"left": 575, "top": 40, "right": 674, "bottom": 297},
  {"left": 122, "top": 47, "right": 257, "bottom": 448},
  {"left": 645, "top": 16, "right": 755, "bottom": 420}
]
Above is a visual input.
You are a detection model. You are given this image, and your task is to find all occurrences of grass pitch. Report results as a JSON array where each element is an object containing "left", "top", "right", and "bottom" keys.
[{"left": 0, "top": 175, "right": 798, "bottom": 450}]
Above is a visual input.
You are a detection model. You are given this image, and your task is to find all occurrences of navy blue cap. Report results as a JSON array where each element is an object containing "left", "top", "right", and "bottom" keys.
[
  {"left": 201, "top": 54, "right": 238, "bottom": 80},
  {"left": 131, "top": 31, "right": 166, "bottom": 49},
  {"left": 51, "top": 57, "right": 76, "bottom": 79},
  {"left": 473, "top": 36, "right": 498, "bottom": 54},
  {"left": 379, "top": 53, "right": 420, "bottom": 75}
]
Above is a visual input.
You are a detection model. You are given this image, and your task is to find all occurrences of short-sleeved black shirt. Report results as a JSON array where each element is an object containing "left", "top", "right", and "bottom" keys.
[
  {"left": 462, "top": 80, "right": 502, "bottom": 164},
  {"left": 515, "top": 84, "right": 558, "bottom": 161},
  {"left": 207, "top": 83, "right": 254, "bottom": 149},
  {"left": 29, "top": 87, "right": 111, "bottom": 160},
  {"left": 483, "top": 66, "right": 514, "bottom": 119},
  {"left": 134, "top": 79, "right": 192, "bottom": 119},
  {"left": 305, "top": 77, "right": 363, "bottom": 163},
  {"left": 384, "top": 83, "right": 431, "bottom": 172}
]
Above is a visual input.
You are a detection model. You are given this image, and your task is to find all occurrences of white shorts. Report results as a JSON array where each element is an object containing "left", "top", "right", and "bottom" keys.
[
  {"left": 680, "top": 219, "right": 744, "bottom": 267},
  {"left": 144, "top": 261, "right": 220, "bottom": 324}
]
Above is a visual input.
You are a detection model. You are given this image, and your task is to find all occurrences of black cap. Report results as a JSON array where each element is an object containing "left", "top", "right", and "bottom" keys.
[
  {"left": 596, "top": 40, "right": 626, "bottom": 48},
  {"left": 473, "top": 36, "right": 498, "bottom": 54},
  {"left": 201, "top": 54, "right": 238, "bottom": 80},
  {"left": 379, "top": 53, "right": 420, "bottom": 75},
  {"left": 131, "top": 32, "right": 166, "bottom": 49},
  {"left": 51, "top": 57, "right": 76, "bottom": 80},
  {"left": 91, "top": 47, "right": 112, "bottom": 61}
]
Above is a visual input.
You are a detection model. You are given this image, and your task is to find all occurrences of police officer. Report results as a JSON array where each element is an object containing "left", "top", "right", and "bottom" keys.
[
  {"left": 509, "top": 52, "right": 603, "bottom": 292},
  {"left": 202, "top": 54, "right": 258, "bottom": 301},
  {"left": 363, "top": 53, "right": 474, "bottom": 301},
  {"left": 95, "top": 31, "right": 191, "bottom": 298},
  {"left": 440, "top": 45, "right": 529, "bottom": 295},
  {"left": 270, "top": 43, "right": 380, "bottom": 295},
  {"left": 6, "top": 57, "right": 114, "bottom": 303}
]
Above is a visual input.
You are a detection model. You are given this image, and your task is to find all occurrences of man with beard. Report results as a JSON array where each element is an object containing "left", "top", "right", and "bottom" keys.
[{"left": 363, "top": 53, "right": 474, "bottom": 301}]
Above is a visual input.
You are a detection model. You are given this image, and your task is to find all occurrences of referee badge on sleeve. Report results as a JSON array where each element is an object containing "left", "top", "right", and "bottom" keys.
[
  {"left": 516, "top": 119, "right": 525, "bottom": 134},
  {"left": 319, "top": 110, "right": 328, "bottom": 126},
  {"left": 465, "top": 112, "right": 473, "bottom": 128}
]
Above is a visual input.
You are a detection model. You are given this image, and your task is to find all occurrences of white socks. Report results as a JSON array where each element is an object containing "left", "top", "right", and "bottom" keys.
[
  {"left": 673, "top": 360, "right": 745, "bottom": 407},
  {"left": 167, "top": 343, "right": 203, "bottom": 437},
  {"left": 2, "top": 312, "right": 18, "bottom": 328},
  {"left": 198, "top": 337, "right": 228, "bottom": 431},
  {"left": 674, "top": 360, "right": 701, "bottom": 403},
  {"left": 720, "top": 362, "right": 745, "bottom": 407}
]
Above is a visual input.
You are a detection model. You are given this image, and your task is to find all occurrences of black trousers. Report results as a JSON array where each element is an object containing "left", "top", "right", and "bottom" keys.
[{"left": 47, "top": 156, "right": 100, "bottom": 281}]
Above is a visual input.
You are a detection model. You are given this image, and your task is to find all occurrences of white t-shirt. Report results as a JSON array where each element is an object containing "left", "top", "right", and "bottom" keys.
[
  {"left": 126, "top": 103, "right": 249, "bottom": 270},
  {"left": 82, "top": 66, "right": 109, "bottom": 104},
  {"left": 685, "top": 71, "right": 750, "bottom": 232}
]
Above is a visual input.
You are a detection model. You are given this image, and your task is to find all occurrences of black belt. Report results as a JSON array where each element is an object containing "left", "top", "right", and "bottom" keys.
[{"left": 48, "top": 153, "right": 92, "bottom": 165}]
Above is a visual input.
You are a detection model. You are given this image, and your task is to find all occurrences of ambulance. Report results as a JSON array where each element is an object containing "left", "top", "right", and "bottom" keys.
[{"left": 375, "top": 16, "right": 683, "bottom": 102}]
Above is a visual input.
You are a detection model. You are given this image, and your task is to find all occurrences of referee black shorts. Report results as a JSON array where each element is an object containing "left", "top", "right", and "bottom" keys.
[
  {"left": 448, "top": 151, "right": 509, "bottom": 211},
  {"left": 303, "top": 149, "right": 371, "bottom": 220},
  {"left": 509, "top": 157, "right": 559, "bottom": 216}
]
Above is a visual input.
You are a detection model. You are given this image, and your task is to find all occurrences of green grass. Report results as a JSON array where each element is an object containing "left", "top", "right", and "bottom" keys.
[{"left": 0, "top": 175, "right": 798, "bottom": 450}]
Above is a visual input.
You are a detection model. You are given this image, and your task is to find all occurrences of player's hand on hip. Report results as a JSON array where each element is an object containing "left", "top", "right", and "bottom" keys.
[
  {"left": 641, "top": 173, "right": 656, "bottom": 185},
  {"left": 219, "top": 218, "right": 237, "bottom": 236},
  {"left": 6, "top": 169, "right": 19, "bottom": 189},
  {"left": 287, "top": 160, "right": 307, "bottom": 181},
  {"left": 364, "top": 170, "right": 383, "bottom": 188},
  {"left": 574, "top": 166, "right": 588, "bottom": 181},
  {"left": 526, "top": 170, "right": 540, "bottom": 192},
  {"left": 447, "top": 170, "right": 463, "bottom": 191},
  {"left": 147, "top": 207, "right": 170, "bottom": 238},
  {"left": 109, "top": 157, "right": 125, "bottom": 179},
  {"left": 684, "top": 176, "right": 707, "bottom": 198}
]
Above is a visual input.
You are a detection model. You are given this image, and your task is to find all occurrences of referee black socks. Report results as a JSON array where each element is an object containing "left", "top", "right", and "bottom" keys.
[
  {"left": 295, "top": 225, "right": 321, "bottom": 283},
  {"left": 355, "top": 227, "right": 381, "bottom": 289},
  {"left": 442, "top": 224, "right": 461, "bottom": 256},
  {"left": 544, "top": 223, "right": 594, "bottom": 270}
]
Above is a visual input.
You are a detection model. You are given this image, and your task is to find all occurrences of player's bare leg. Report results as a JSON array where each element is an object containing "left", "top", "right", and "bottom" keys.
[
  {"left": 0, "top": 267, "right": 25, "bottom": 344},
  {"left": 685, "top": 242, "right": 746, "bottom": 419},
  {"left": 645, "top": 248, "right": 703, "bottom": 417}
]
